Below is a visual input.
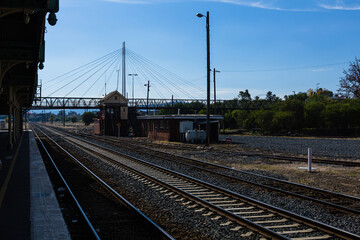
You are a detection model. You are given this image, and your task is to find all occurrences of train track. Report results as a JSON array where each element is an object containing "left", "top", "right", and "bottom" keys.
[
  {"left": 37, "top": 125, "right": 360, "bottom": 240},
  {"left": 32, "top": 126, "right": 174, "bottom": 240},
  {"left": 56, "top": 129, "right": 360, "bottom": 215},
  {"left": 121, "top": 137, "right": 360, "bottom": 167}
]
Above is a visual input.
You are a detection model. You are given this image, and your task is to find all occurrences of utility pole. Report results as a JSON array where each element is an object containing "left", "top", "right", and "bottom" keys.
[
  {"left": 144, "top": 81, "right": 150, "bottom": 114},
  {"left": 213, "top": 68, "right": 220, "bottom": 115}
]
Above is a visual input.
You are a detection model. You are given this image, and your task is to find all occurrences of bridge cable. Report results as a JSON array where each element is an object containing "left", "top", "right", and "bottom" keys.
[
  {"left": 47, "top": 52, "right": 120, "bottom": 97},
  {"left": 127, "top": 50, "right": 201, "bottom": 99},
  {"left": 44, "top": 50, "right": 120, "bottom": 92},
  {"left": 127, "top": 49, "right": 204, "bottom": 94},
  {"left": 64, "top": 53, "right": 121, "bottom": 97},
  {"left": 81, "top": 54, "right": 122, "bottom": 97},
  {"left": 127, "top": 54, "right": 182, "bottom": 99},
  {"left": 43, "top": 49, "right": 121, "bottom": 86}
]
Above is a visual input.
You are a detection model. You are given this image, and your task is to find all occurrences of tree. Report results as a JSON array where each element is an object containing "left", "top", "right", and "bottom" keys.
[
  {"left": 265, "top": 91, "right": 278, "bottom": 102},
  {"left": 81, "top": 112, "right": 96, "bottom": 126},
  {"left": 304, "top": 100, "right": 325, "bottom": 128},
  {"left": 49, "top": 114, "right": 54, "bottom": 124},
  {"left": 71, "top": 116, "right": 78, "bottom": 123},
  {"left": 238, "top": 89, "right": 252, "bottom": 109},
  {"left": 338, "top": 58, "right": 360, "bottom": 98}
]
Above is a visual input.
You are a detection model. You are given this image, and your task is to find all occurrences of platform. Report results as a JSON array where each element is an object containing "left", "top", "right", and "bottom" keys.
[{"left": 0, "top": 130, "right": 70, "bottom": 239}]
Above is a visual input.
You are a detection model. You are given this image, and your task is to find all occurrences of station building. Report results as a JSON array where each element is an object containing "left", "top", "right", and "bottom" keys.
[
  {"left": 137, "top": 114, "right": 223, "bottom": 143},
  {"left": 94, "top": 90, "right": 129, "bottom": 137}
]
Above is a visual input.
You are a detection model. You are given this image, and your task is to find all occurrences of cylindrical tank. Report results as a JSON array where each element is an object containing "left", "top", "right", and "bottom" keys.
[{"left": 185, "top": 130, "right": 206, "bottom": 143}]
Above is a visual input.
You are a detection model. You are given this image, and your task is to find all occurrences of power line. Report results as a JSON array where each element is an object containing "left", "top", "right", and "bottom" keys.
[{"left": 222, "top": 62, "right": 348, "bottom": 73}]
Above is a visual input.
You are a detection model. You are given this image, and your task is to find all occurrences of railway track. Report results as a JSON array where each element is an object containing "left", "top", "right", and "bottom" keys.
[
  {"left": 37, "top": 125, "right": 360, "bottom": 240},
  {"left": 56, "top": 129, "right": 360, "bottom": 215},
  {"left": 121, "top": 137, "right": 360, "bottom": 167},
  {"left": 32, "top": 126, "right": 174, "bottom": 240}
]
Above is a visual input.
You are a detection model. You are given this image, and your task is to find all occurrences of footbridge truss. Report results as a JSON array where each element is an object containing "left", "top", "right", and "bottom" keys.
[{"left": 31, "top": 97, "right": 222, "bottom": 110}]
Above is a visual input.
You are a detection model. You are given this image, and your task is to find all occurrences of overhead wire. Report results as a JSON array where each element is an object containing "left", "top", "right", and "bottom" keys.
[{"left": 222, "top": 62, "right": 348, "bottom": 73}]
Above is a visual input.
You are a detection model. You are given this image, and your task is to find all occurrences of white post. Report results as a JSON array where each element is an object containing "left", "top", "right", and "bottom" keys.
[{"left": 308, "top": 148, "right": 312, "bottom": 172}]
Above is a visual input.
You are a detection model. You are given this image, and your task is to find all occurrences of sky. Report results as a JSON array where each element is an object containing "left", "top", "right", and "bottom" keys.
[{"left": 40, "top": 0, "right": 360, "bottom": 100}]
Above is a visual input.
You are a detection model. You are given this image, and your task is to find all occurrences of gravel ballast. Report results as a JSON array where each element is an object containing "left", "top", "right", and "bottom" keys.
[{"left": 219, "top": 135, "right": 360, "bottom": 159}]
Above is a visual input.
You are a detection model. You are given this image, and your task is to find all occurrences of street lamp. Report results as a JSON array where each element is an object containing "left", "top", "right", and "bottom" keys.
[
  {"left": 196, "top": 11, "right": 211, "bottom": 146},
  {"left": 128, "top": 73, "right": 138, "bottom": 105}
]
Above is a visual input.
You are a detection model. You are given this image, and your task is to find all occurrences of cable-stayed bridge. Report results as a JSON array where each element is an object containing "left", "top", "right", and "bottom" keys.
[
  {"left": 31, "top": 43, "right": 223, "bottom": 111},
  {"left": 33, "top": 43, "right": 266, "bottom": 111}
]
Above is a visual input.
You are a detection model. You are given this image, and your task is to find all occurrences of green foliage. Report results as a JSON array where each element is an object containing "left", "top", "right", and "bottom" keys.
[
  {"left": 158, "top": 102, "right": 206, "bottom": 115},
  {"left": 49, "top": 114, "right": 55, "bottom": 124},
  {"left": 198, "top": 109, "right": 206, "bottom": 114},
  {"left": 272, "top": 111, "right": 297, "bottom": 132},
  {"left": 304, "top": 100, "right": 325, "bottom": 128},
  {"left": 70, "top": 116, "right": 78, "bottom": 123},
  {"left": 81, "top": 112, "right": 96, "bottom": 126},
  {"left": 253, "top": 110, "right": 275, "bottom": 131},
  {"left": 231, "top": 110, "right": 249, "bottom": 128}
]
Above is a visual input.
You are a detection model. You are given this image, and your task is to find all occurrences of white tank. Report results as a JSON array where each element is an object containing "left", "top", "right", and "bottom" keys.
[{"left": 185, "top": 130, "right": 206, "bottom": 143}]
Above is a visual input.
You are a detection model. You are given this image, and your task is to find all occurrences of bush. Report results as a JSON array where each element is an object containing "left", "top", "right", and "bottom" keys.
[
  {"left": 71, "top": 116, "right": 78, "bottom": 123},
  {"left": 272, "top": 111, "right": 296, "bottom": 132},
  {"left": 81, "top": 112, "right": 96, "bottom": 126}
]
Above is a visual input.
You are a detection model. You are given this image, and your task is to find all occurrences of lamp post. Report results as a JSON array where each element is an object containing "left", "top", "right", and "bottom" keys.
[
  {"left": 128, "top": 73, "right": 138, "bottom": 106},
  {"left": 196, "top": 11, "right": 211, "bottom": 146},
  {"left": 213, "top": 68, "right": 220, "bottom": 115}
]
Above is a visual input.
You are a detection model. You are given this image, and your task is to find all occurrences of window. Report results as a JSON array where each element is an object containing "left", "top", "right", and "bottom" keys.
[{"left": 159, "top": 120, "right": 164, "bottom": 129}]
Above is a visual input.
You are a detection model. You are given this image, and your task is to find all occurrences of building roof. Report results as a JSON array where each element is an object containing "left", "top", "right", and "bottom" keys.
[
  {"left": 100, "top": 90, "right": 128, "bottom": 105},
  {"left": 137, "top": 114, "right": 223, "bottom": 120}
]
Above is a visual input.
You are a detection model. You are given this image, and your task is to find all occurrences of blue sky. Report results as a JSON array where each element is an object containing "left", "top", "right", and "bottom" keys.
[{"left": 40, "top": 0, "right": 360, "bottom": 100}]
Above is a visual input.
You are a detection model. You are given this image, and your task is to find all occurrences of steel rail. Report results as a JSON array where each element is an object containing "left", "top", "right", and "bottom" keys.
[
  {"left": 32, "top": 126, "right": 175, "bottom": 240},
  {"left": 41, "top": 126, "right": 360, "bottom": 240},
  {"left": 71, "top": 132, "right": 360, "bottom": 214},
  {"left": 32, "top": 128, "right": 101, "bottom": 240},
  {"left": 122, "top": 137, "right": 360, "bottom": 167},
  {"left": 107, "top": 139, "right": 360, "bottom": 214}
]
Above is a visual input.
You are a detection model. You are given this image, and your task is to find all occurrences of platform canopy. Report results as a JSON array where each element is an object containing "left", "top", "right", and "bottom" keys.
[{"left": 0, "top": 0, "right": 58, "bottom": 114}]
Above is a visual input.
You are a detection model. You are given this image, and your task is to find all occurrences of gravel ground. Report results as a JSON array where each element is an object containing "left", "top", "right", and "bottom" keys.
[
  {"left": 42, "top": 125, "right": 360, "bottom": 238},
  {"left": 219, "top": 135, "right": 360, "bottom": 159},
  {"left": 104, "top": 142, "right": 360, "bottom": 236},
  {"left": 50, "top": 133, "right": 266, "bottom": 239}
]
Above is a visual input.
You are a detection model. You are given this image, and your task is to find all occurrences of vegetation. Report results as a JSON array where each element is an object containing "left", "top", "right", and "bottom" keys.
[
  {"left": 28, "top": 110, "right": 97, "bottom": 126},
  {"left": 338, "top": 57, "right": 360, "bottom": 98},
  {"left": 81, "top": 112, "right": 96, "bottom": 126},
  {"left": 221, "top": 89, "right": 360, "bottom": 136}
]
